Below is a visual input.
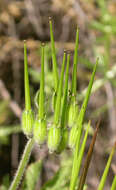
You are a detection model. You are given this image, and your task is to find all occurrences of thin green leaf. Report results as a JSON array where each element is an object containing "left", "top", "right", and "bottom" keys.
[
  {"left": 24, "top": 41, "right": 31, "bottom": 110},
  {"left": 49, "top": 17, "right": 59, "bottom": 92},
  {"left": 111, "top": 176, "right": 116, "bottom": 190},
  {"left": 54, "top": 51, "right": 66, "bottom": 126},
  {"left": 38, "top": 43, "right": 45, "bottom": 119},
  {"left": 69, "top": 121, "right": 90, "bottom": 190},
  {"left": 77, "top": 58, "right": 99, "bottom": 126},
  {"left": 98, "top": 142, "right": 116, "bottom": 190},
  {"left": 76, "top": 58, "right": 98, "bottom": 144},
  {"left": 77, "top": 120, "right": 100, "bottom": 190}
]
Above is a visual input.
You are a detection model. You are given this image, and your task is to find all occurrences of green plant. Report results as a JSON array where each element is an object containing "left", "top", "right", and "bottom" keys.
[{"left": 8, "top": 18, "right": 116, "bottom": 190}]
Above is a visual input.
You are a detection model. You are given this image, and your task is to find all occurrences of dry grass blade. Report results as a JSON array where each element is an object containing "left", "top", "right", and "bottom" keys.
[{"left": 77, "top": 120, "right": 100, "bottom": 190}]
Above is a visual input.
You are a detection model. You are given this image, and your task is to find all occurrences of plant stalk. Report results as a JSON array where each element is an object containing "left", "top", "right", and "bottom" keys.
[{"left": 9, "top": 138, "right": 34, "bottom": 190}]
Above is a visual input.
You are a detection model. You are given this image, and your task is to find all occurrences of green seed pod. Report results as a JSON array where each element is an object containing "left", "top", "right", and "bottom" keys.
[
  {"left": 22, "top": 109, "right": 34, "bottom": 137},
  {"left": 68, "top": 126, "right": 78, "bottom": 149},
  {"left": 48, "top": 127, "right": 61, "bottom": 153},
  {"left": 33, "top": 119, "right": 47, "bottom": 145},
  {"left": 56, "top": 128, "right": 68, "bottom": 153},
  {"left": 68, "top": 102, "right": 78, "bottom": 127}
]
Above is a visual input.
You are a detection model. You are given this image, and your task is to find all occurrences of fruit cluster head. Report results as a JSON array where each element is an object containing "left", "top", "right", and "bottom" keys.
[{"left": 22, "top": 19, "right": 98, "bottom": 153}]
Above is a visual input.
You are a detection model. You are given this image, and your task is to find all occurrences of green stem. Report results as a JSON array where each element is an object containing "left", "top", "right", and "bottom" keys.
[
  {"left": 9, "top": 138, "right": 34, "bottom": 190},
  {"left": 24, "top": 41, "right": 31, "bottom": 110}
]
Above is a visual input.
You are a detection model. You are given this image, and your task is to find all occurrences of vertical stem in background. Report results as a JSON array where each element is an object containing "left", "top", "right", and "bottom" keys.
[{"left": 9, "top": 139, "right": 34, "bottom": 190}]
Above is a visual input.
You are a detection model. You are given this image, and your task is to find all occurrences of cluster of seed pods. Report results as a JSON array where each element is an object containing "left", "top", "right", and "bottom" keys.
[{"left": 22, "top": 18, "right": 98, "bottom": 154}]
